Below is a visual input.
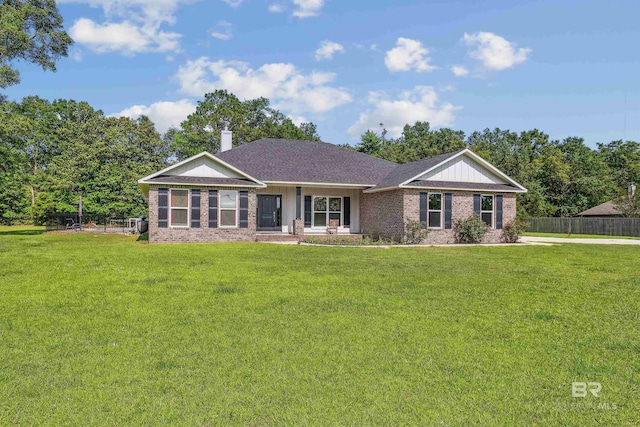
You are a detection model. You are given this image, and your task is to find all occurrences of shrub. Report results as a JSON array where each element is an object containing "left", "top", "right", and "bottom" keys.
[
  {"left": 501, "top": 218, "right": 529, "bottom": 243},
  {"left": 453, "top": 214, "right": 489, "bottom": 244},
  {"left": 403, "top": 219, "right": 429, "bottom": 244}
]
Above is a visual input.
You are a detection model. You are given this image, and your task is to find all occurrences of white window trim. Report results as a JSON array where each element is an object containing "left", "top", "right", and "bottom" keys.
[
  {"left": 219, "top": 190, "right": 239, "bottom": 228},
  {"left": 311, "top": 196, "right": 343, "bottom": 229},
  {"left": 169, "top": 188, "right": 190, "bottom": 228},
  {"left": 427, "top": 192, "right": 443, "bottom": 230},
  {"left": 481, "top": 194, "right": 494, "bottom": 229}
]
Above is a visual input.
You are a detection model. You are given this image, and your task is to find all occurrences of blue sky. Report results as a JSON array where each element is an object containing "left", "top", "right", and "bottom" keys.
[{"left": 6, "top": 0, "right": 640, "bottom": 147}]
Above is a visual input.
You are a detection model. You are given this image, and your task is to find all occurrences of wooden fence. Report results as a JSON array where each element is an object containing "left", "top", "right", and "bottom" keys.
[{"left": 527, "top": 217, "right": 640, "bottom": 237}]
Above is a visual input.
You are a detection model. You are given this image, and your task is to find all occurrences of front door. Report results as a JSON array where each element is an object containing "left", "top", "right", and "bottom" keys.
[{"left": 257, "top": 195, "right": 282, "bottom": 231}]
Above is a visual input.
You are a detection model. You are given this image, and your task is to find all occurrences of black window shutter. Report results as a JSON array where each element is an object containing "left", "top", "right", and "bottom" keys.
[
  {"left": 208, "top": 190, "right": 218, "bottom": 228},
  {"left": 304, "top": 196, "right": 312, "bottom": 227},
  {"left": 419, "top": 192, "right": 428, "bottom": 226},
  {"left": 191, "top": 189, "right": 201, "bottom": 228},
  {"left": 444, "top": 193, "right": 453, "bottom": 229},
  {"left": 158, "top": 188, "right": 168, "bottom": 228},
  {"left": 496, "top": 195, "right": 504, "bottom": 229},
  {"left": 344, "top": 197, "right": 351, "bottom": 227},
  {"left": 239, "top": 191, "right": 249, "bottom": 228},
  {"left": 473, "top": 194, "right": 481, "bottom": 215}
]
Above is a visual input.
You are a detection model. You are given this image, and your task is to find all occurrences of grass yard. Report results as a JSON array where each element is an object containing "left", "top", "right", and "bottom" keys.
[
  {"left": 0, "top": 227, "right": 639, "bottom": 425},
  {"left": 524, "top": 232, "right": 640, "bottom": 240}
]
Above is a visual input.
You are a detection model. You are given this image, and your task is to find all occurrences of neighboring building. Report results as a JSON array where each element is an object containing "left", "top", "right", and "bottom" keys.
[
  {"left": 577, "top": 201, "right": 622, "bottom": 217},
  {"left": 577, "top": 184, "right": 635, "bottom": 217},
  {"left": 138, "top": 132, "right": 527, "bottom": 244}
]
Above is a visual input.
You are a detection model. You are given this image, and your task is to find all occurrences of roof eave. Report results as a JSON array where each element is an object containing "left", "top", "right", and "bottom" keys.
[
  {"left": 263, "top": 180, "right": 374, "bottom": 189},
  {"left": 399, "top": 184, "right": 527, "bottom": 193},
  {"left": 138, "top": 179, "right": 267, "bottom": 188}
]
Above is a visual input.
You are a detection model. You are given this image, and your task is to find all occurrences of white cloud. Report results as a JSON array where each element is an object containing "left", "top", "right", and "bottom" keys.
[
  {"left": 176, "top": 57, "right": 352, "bottom": 115},
  {"left": 112, "top": 99, "right": 197, "bottom": 134},
  {"left": 451, "top": 65, "right": 469, "bottom": 77},
  {"left": 221, "top": 0, "right": 243, "bottom": 7},
  {"left": 315, "top": 41, "right": 344, "bottom": 61},
  {"left": 69, "top": 18, "right": 181, "bottom": 54},
  {"left": 463, "top": 32, "right": 531, "bottom": 71},
  {"left": 70, "top": 48, "right": 83, "bottom": 62},
  {"left": 210, "top": 21, "right": 233, "bottom": 41},
  {"left": 347, "top": 86, "right": 459, "bottom": 138},
  {"left": 289, "top": 115, "right": 308, "bottom": 126},
  {"left": 292, "top": 0, "right": 323, "bottom": 18},
  {"left": 268, "top": 3, "right": 285, "bottom": 12},
  {"left": 59, "top": 0, "right": 198, "bottom": 54},
  {"left": 370, "top": 44, "right": 378, "bottom": 51},
  {"left": 385, "top": 38, "right": 436, "bottom": 73}
]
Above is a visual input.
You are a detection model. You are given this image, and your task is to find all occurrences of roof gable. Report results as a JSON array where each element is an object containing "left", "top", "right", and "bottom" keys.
[
  {"left": 138, "top": 152, "right": 265, "bottom": 198},
  {"left": 417, "top": 154, "right": 507, "bottom": 184},
  {"left": 366, "top": 149, "right": 527, "bottom": 193},
  {"left": 164, "top": 155, "right": 242, "bottom": 179}
]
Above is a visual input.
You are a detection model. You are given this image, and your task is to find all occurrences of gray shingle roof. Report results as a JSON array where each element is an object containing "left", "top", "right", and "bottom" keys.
[
  {"left": 368, "top": 150, "right": 465, "bottom": 190},
  {"left": 577, "top": 201, "right": 621, "bottom": 216},
  {"left": 146, "top": 176, "right": 263, "bottom": 187},
  {"left": 217, "top": 139, "right": 398, "bottom": 185},
  {"left": 404, "top": 180, "right": 521, "bottom": 192}
]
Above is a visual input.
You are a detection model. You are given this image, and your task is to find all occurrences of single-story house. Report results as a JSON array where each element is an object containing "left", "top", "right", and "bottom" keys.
[
  {"left": 577, "top": 184, "right": 635, "bottom": 217},
  {"left": 138, "top": 131, "right": 527, "bottom": 244},
  {"left": 577, "top": 201, "right": 622, "bottom": 217}
]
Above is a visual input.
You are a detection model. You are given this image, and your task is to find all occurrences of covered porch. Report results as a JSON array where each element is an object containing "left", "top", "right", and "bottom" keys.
[{"left": 256, "top": 185, "right": 362, "bottom": 235}]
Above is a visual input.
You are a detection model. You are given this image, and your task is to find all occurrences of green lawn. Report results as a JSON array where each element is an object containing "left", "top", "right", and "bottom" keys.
[
  {"left": 1, "top": 227, "right": 639, "bottom": 425},
  {"left": 524, "top": 232, "right": 640, "bottom": 240}
]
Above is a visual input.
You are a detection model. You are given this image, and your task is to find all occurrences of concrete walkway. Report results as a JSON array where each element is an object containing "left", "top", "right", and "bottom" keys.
[{"left": 521, "top": 236, "right": 640, "bottom": 245}]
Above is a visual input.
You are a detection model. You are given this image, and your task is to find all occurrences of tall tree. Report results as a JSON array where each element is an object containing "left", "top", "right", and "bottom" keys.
[
  {"left": 357, "top": 122, "right": 466, "bottom": 164},
  {"left": 168, "top": 90, "right": 321, "bottom": 160},
  {"left": 0, "top": 0, "right": 73, "bottom": 89},
  {"left": 597, "top": 140, "right": 640, "bottom": 190}
]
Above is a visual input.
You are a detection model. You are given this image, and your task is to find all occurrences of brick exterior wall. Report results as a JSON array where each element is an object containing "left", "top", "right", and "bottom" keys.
[
  {"left": 360, "top": 189, "right": 517, "bottom": 244},
  {"left": 148, "top": 185, "right": 257, "bottom": 244},
  {"left": 403, "top": 190, "right": 517, "bottom": 244},
  {"left": 360, "top": 189, "right": 405, "bottom": 239}
]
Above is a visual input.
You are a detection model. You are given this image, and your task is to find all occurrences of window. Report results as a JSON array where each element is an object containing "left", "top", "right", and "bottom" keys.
[
  {"left": 481, "top": 195, "right": 494, "bottom": 227},
  {"left": 313, "top": 196, "right": 342, "bottom": 227},
  {"left": 313, "top": 197, "right": 326, "bottom": 227},
  {"left": 219, "top": 190, "right": 238, "bottom": 227},
  {"left": 170, "top": 189, "right": 189, "bottom": 227},
  {"left": 428, "top": 193, "right": 442, "bottom": 228},
  {"left": 329, "top": 197, "right": 342, "bottom": 226}
]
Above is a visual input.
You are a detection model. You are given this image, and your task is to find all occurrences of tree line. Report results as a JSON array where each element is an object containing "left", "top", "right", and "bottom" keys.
[
  {"left": 349, "top": 123, "right": 639, "bottom": 217},
  {"left": 2, "top": 2, "right": 638, "bottom": 223},
  {"left": 0, "top": 91, "right": 321, "bottom": 224},
  {"left": 2, "top": 89, "right": 639, "bottom": 224}
]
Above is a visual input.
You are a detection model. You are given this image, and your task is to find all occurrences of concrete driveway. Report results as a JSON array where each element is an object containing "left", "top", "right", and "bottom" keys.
[{"left": 521, "top": 236, "right": 640, "bottom": 245}]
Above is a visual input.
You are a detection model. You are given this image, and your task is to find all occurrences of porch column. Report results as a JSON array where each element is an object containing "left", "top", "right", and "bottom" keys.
[
  {"left": 296, "top": 186, "right": 302, "bottom": 220},
  {"left": 293, "top": 186, "right": 304, "bottom": 237}
]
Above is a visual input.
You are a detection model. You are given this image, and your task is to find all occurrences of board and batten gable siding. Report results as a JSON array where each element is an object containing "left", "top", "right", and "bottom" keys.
[
  {"left": 164, "top": 156, "right": 243, "bottom": 179},
  {"left": 256, "top": 186, "right": 360, "bottom": 233},
  {"left": 147, "top": 185, "right": 256, "bottom": 243},
  {"left": 417, "top": 155, "right": 507, "bottom": 184}
]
